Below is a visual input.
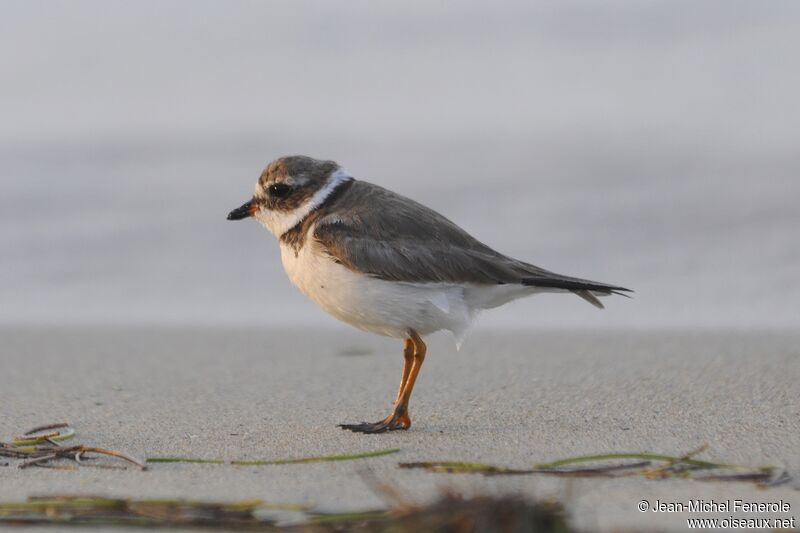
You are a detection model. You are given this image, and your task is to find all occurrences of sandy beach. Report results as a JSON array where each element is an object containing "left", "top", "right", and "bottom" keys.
[
  {"left": 1, "top": 326, "right": 797, "bottom": 531},
  {"left": 3, "top": 2, "right": 800, "bottom": 531}
]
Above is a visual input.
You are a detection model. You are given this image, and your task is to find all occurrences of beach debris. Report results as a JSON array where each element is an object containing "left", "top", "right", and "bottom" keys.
[
  {"left": 146, "top": 457, "right": 227, "bottom": 465},
  {"left": 368, "top": 493, "right": 568, "bottom": 533},
  {"left": 0, "top": 496, "right": 280, "bottom": 529},
  {"left": 400, "top": 445, "right": 790, "bottom": 487},
  {"left": 0, "top": 493, "right": 571, "bottom": 532},
  {"left": 398, "top": 461, "right": 532, "bottom": 475},
  {"left": 0, "top": 423, "right": 146, "bottom": 471},
  {"left": 147, "top": 447, "right": 400, "bottom": 466},
  {"left": 11, "top": 422, "right": 76, "bottom": 446}
]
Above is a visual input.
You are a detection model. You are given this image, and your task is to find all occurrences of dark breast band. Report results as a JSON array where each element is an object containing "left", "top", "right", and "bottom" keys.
[{"left": 280, "top": 178, "right": 354, "bottom": 255}]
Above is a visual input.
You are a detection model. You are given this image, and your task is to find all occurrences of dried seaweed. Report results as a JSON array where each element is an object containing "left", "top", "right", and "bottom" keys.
[
  {"left": 398, "top": 460, "right": 652, "bottom": 476},
  {"left": 399, "top": 461, "right": 532, "bottom": 475},
  {"left": 146, "top": 457, "right": 226, "bottom": 464},
  {"left": 148, "top": 447, "right": 401, "bottom": 465},
  {"left": 232, "top": 448, "right": 401, "bottom": 465},
  {"left": 400, "top": 445, "right": 789, "bottom": 486},
  {"left": 1, "top": 423, "right": 145, "bottom": 471},
  {"left": 0, "top": 496, "right": 274, "bottom": 529},
  {"left": 0, "top": 494, "right": 571, "bottom": 532}
]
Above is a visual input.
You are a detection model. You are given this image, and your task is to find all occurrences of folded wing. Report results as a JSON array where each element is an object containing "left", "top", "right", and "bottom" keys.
[{"left": 313, "top": 181, "right": 631, "bottom": 307}]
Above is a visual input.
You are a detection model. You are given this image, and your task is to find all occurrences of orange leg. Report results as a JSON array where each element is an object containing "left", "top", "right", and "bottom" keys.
[
  {"left": 340, "top": 331, "right": 427, "bottom": 434},
  {"left": 392, "top": 331, "right": 426, "bottom": 427},
  {"left": 395, "top": 338, "right": 415, "bottom": 403}
]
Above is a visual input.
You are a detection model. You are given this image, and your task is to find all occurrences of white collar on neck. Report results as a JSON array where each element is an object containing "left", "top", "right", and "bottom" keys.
[{"left": 257, "top": 167, "right": 353, "bottom": 237}]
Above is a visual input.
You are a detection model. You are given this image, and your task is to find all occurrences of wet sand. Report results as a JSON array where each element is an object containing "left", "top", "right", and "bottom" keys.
[{"left": 1, "top": 327, "right": 798, "bottom": 531}]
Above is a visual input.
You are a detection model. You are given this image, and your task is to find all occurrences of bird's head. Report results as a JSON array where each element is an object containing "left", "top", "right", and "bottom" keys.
[{"left": 227, "top": 155, "right": 351, "bottom": 237}]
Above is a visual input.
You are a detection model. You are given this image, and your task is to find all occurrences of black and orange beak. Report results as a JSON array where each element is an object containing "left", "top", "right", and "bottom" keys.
[{"left": 227, "top": 199, "right": 256, "bottom": 221}]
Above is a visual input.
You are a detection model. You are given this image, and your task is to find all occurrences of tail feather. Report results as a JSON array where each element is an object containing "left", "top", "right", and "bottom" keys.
[
  {"left": 520, "top": 275, "right": 632, "bottom": 309},
  {"left": 574, "top": 289, "right": 605, "bottom": 309}
]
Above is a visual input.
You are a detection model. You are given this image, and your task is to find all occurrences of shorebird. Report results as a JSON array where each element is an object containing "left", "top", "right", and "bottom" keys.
[{"left": 228, "top": 156, "right": 630, "bottom": 433}]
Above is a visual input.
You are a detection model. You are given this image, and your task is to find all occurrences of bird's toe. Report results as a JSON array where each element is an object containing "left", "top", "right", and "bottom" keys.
[{"left": 338, "top": 418, "right": 407, "bottom": 434}]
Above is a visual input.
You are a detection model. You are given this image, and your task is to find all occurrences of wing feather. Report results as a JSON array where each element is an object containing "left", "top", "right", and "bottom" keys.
[{"left": 312, "top": 181, "right": 632, "bottom": 302}]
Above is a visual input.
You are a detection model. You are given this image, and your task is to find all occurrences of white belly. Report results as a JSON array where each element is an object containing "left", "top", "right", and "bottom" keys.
[
  {"left": 279, "top": 239, "right": 478, "bottom": 339},
  {"left": 279, "top": 232, "right": 540, "bottom": 342}
]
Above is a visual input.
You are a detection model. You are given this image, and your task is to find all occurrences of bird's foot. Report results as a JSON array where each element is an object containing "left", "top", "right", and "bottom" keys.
[{"left": 339, "top": 412, "right": 411, "bottom": 434}]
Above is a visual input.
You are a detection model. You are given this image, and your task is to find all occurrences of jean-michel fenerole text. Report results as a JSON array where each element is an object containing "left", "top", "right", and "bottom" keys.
[{"left": 651, "top": 499, "right": 790, "bottom": 514}]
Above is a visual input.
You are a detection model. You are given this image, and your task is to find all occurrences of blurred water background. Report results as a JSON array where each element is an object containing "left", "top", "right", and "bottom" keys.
[{"left": 2, "top": 1, "right": 799, "bottom": 330}]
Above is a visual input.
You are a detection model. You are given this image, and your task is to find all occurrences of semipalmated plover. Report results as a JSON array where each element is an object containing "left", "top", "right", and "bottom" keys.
[{"left": 228, "top": 155, "right": 630, "bottom": 433}]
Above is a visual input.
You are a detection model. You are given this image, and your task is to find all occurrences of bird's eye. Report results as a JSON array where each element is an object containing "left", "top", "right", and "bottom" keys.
[{"left": 268, "top": 183, "right": 292, "bottom": 198}]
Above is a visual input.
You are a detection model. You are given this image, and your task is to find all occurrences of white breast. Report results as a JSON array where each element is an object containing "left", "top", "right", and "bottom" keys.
[{"left": 280, "top": 234, "right": 479, "bottom": 341}]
